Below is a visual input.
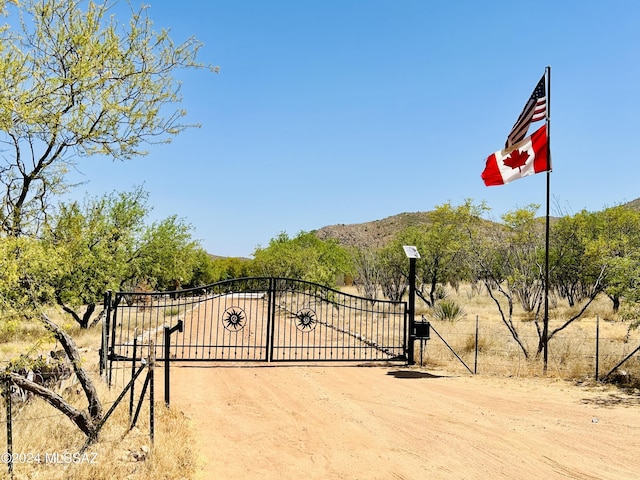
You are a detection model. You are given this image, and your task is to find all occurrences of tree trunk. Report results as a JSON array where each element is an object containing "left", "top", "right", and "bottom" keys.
[
  {"left": 57, "top": 298, "right": 96, "bottom": 329},
  {"left": 41, "top": 314, "right": 103, "bottom": 421},
  {"left": 612, "top": 296, "right": 620, "bottom": 313},
  {"left": 81, "top": 303, "right": 96, "bottom": 329},
  {"left": 8, "top": 373, "right": 96, "bottom": 437}
]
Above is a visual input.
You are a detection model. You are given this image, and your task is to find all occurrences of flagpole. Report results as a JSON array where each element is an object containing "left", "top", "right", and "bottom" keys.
[{"left": 543, "top": 65, "right": 551, "bottom": 373}]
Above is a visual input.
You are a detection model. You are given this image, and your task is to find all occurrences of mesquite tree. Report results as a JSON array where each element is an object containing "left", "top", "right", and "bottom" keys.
[
  {"left": 0, "top": 0, "right": 217, "bottom": 236},
  {"left": 44, "top": 187, "right": 211, "bottom": 328},
  {"left": 6, "top": 315, "right": 103, "bottom": 441}
]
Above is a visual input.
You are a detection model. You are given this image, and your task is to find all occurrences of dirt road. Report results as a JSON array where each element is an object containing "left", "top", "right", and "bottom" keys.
[{"left": 167, "top": 364, "right": 640, "bottom": 479}]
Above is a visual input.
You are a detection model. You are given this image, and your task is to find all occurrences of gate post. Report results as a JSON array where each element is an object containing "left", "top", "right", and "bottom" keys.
[
  {"left": 164, "top": 320, "right": 183, "bottom": 407},
  {"left": 403, "top": 246, "right": 421, "bottom": 365},
  {"left": 100, "top": 290, "right": 112, "bottom": 378}
]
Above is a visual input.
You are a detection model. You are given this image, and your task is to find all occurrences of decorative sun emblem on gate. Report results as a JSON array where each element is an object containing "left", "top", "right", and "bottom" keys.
[
  {"left": 223, "top": 307, "right": 247, "bottom": 331},
  {"left": 295, "top": 308, "right": 317, "bottom": 332}
]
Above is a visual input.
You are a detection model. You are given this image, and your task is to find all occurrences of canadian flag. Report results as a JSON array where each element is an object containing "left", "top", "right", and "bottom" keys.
[{"left": 481, "top": 124, "right": 549, "bottom": 186}]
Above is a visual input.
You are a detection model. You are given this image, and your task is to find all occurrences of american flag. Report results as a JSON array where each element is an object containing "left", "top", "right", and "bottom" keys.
[{"left": 505, "top": 74, "right": 547, "bottom": 148}]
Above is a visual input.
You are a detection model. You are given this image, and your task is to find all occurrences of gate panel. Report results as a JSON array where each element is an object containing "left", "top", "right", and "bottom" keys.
[
  {"left": 105, "top": 277, "right": 407, "bottom": 369},
  {"left": 108, "top": 278, "right": 272, "bottom": 362},
  {"left": 269, "top": 279, "right": 406, "bottom": 361}
]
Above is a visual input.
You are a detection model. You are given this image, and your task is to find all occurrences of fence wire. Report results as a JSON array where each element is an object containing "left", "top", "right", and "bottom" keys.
[
  {"left": 1, "top": 359, "right": 155, "bottom": 478},
  {"left": 416, "top": 315, "right": 640, "bottom": 381}
]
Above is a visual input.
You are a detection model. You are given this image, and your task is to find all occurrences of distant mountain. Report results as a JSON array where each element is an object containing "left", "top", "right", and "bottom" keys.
[
  {"left": 314, "top": 198, "right": 640, "bottom": 251},
  {"left": 210, "top": 199, "right": 640, "bottom": 257},
  {"left": 315, "top": 212, "right": 433, "bottom": 250},
  {"left": 623, "top": 198, "right": 640, "bottom": 210}
]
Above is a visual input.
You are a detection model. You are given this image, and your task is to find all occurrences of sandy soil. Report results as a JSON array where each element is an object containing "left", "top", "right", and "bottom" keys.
[{"left": 166, "top": 363, "right": 640, "bottom": 480}]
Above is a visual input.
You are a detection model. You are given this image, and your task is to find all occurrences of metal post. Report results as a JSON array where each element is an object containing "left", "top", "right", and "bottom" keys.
[
  {"left": 543, "top": 65, "right": 552, "bottom": 374},
  {"left": 595, "top": 315, "right": 600, "bottom": 381},
  {"left": 474, "top": 315, "right": 479, "bottom": 374},
  {"left": 149, "top": 341, "right": 155, "bottom": 445},
  {"left": 129, "top": 334, "right": 137, "bottom": 421},
  {"left": 100, "top": 290, "right": 111, "bottom": 377},
  {"left": 407, "top": 256, "right": 417, "bottom": 365},
  {"left": 164, "top": 326, "right": 170, "bottom": 407},
  {"left": 4, "top": 380, "right": 13, "bottom": 478},
  {"left": 164, "top": 320, "right": 183, "bottom": 407}
]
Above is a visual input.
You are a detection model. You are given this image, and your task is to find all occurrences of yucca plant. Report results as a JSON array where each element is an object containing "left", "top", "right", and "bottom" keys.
[{"left": 431, "top": 299, "right": 465, "bottom": 322}]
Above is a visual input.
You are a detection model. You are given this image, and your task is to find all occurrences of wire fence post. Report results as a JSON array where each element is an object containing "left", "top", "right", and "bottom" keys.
[
  {"left": 474, "top": 315, "right": 479, "bottom": 375},
  {"left": 149, "top": 340, "right": 155, "bottom": 446},
  {"left": 595, "top": 315, "right": 600, "bottom": 381},
  {"left": 3, "top": 379, "right": 13, "bottom": 479},
  {"left": 129, "top": 334, "right": 138, "bottom": 421}
]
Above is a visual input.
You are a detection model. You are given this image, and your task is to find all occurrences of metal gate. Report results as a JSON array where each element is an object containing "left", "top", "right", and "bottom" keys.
[{"left": 103, "top": 277, "right": 407, "bottom": 373}]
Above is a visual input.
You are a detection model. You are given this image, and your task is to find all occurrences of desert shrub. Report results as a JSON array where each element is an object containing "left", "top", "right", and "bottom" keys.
[
  {"left": 164, "top": 306, "right": 181, "bottom": 317},
  {"left": 460, "top": 333, "right": 491, "bottom": 354},
  {"left": 431, "top": 300, "right": 465, "bottom": 322}
]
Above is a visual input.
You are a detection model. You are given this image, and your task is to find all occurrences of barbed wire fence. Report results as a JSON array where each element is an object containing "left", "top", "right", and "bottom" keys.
[
  {"left": 1, "top": 341, "right": 156, "bottom": 479},
  {"left": 416, "top": 315, "right": 640, "bottom": 384}
]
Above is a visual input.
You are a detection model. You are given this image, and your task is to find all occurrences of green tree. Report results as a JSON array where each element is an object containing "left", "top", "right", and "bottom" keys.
[
  {"left": 469, "top": 205, "right": 544, "bottom": 358},
  {"left": 589, "top": 206, "right": 640, "bottom": 313},
  {"left": 208, "top": 256, "right": 251, "bottom": 282},
  {"left": 0, "top": 235, "right": 57, "bottom": 315},
  {"left": 44, "top": 187, "right": 208, "bottom": 328},
  {"left": 0, "top": 0, "right": 217, "bottom": 236},
  {"left": 549, "top": 213, "right": 591, "bottom": 307},
  {"left": 133, "top": 215, "right": 202, "bottom": 291},
  {"left": 416, "top": 201, "right": 482, "bottom": 305},
  {"left": 378, "top": 200, "right": 484, "bottom": 305},
  {"left": 499, "top": 206, "right": 546, "bottom": 313},
  {"left": 44, "top": 188, "right": 149, "bottom": 328},
  {"left": 251, "top": 231, "right": 352, "bottom": 287}
]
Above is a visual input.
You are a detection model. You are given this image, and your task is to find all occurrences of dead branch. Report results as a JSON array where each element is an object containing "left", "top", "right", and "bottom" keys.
[
  {"left": 7, "top": 372, "right": 96, "bottom": 438},
  {"left": 41, "top": 314, "right": 103, "bottom": 421}
]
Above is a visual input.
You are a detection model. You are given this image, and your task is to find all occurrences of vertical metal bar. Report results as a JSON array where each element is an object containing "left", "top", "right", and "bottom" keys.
[
  {"left": 474, "top": 315, "right": 479, "bottom": 374},
  {"left": 164, "top": 326, "right": 170, "bottom": 407},
  {"left": 407, "top": 257, "right": 417, "bottom": 365},
  {"left": 149, "top": 340, "right": 155, "bottom": 445},
  {"left": 595, "top": 315, "right": 600, "bottom": 381},
  {"left": 4, "top": 380, "right": 13, "bottom": 478},
  {"left": 129, "top": 335, "right": 138, "bottom": 421},
  {"left": 543, "top": 65, "right": 552, "bottom": 374},
  {"left": 266, "top": 277, "right": 275, "bottom": 362},
  {"left": 100, "top": 290, "right": 111, "bottom": 377},
  {"left": 108, "top": 293, "right": 120, "bottom": 388}
]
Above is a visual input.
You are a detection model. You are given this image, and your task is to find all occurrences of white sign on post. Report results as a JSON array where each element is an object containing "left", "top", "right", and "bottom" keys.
[{"left": 402, "top": 245, "right": 420, "bottom": 259}]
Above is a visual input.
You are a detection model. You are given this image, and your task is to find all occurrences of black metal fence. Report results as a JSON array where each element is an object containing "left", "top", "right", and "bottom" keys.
[{"left": 103, "top": 277, "right": 407, "bottom": 377}]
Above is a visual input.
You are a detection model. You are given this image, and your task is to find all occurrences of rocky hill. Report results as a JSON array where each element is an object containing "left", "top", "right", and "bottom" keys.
[
  {"left": 314, "top": 198, "right": 640, "bottom": 251},
  {"left": 314, "top": 212, "right": 434, "bottom": 250},
  {"left": 211, "top": 199, "right": 640, "bottom": 258}
]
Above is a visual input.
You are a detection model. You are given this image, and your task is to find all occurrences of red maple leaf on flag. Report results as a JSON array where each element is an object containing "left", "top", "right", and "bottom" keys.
[{"left": 502, "top": 148, "right": 530, "bottom": 171}]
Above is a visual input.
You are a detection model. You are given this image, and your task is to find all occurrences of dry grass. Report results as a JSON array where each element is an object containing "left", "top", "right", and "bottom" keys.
[
  {"left": 416, "top": 284, "right": 640, "bottom": 386},
  {"left": 0, "top": 311, "right": 199, "bottom": 480},
  {"left": 3, "top": 284, "right": 640, "bottom": 479}
]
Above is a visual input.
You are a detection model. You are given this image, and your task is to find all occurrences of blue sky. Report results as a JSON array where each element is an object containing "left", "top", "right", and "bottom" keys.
[{"left": 64, "top": 1, "right": 640, "bottom": 258}]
